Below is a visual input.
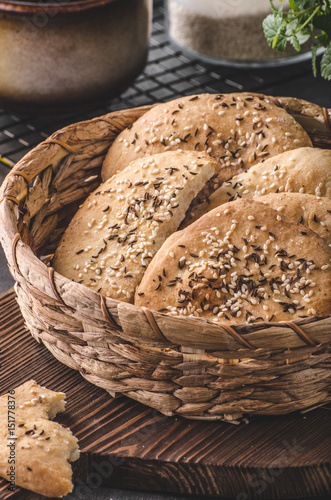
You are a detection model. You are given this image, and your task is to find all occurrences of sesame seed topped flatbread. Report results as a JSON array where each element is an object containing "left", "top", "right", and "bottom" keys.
[
  {"left": 135, "top": 198, "right": 331, "bottom": 324},
  {"left": 53, "top": 150, "right": 217, "bottom": 302},
  {"left": 190, "top": 147, "right": 331, "bottom": 223},
  {"left": 102, "top": 93, "right": 312, "bottom": 193}
]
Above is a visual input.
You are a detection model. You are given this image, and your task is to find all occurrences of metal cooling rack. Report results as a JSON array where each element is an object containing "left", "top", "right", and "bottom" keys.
[{"left": 0, "top": 0, "right": 325, "bottom": 171}]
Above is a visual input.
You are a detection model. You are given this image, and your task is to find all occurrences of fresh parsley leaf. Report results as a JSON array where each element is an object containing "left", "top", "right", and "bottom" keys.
[
  {"left": 263, "top": 0, "right": 331, "bottom": 80},
  {"left": 263, "top": 14, "right": 288, "bottom": 51},
  {"left": 321, "top": 44, "right": 331, "bottom": 79}
]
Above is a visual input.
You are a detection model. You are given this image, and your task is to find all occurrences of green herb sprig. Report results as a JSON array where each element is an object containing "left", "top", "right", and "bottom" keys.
[{"left": 263, "top": 0, "right": 331, "bottom": 80}]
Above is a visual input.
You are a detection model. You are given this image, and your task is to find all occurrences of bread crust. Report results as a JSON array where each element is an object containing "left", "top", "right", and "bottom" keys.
[
  {"left": 135, "top": 199, "right": 331, "bottom": 324},
  {"left": 102, "top": 93, "right": 312, "bottom": 190}
]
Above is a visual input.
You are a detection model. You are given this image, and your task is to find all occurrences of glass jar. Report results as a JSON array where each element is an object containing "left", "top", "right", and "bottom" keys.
[{"left": 167, "top": 0, "right": 311, "bottom": 67}]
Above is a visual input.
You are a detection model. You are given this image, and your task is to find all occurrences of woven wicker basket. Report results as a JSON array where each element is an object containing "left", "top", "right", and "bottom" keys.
[{"left": 1, "top": 95, "right": 331, "bottom": 422}]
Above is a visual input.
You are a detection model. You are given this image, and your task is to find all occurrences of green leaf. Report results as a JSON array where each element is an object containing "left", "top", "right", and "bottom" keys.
[
  {"left": 262, "top": 0, "right": 331, "bottom": 79},
  {"left": 286, "top": 18, "right": 311, "bottom": 46},
  {"left": 316, "top": 32, "right": 329, "bottom": 47},
  {"left": 291, "top": 33, "right": 302, "bottom": 51},
  {"left": 289, "top": 0, "right": 298, "bottom": 10},
  {"left": 311, "top": 43, "right": 318, "bottom": 77},
  {"left": 321, "top": 44, "right": 331, "bottom": 79},
  {"left": 263, "top": 15, "right": 288, "bottom": 51}
]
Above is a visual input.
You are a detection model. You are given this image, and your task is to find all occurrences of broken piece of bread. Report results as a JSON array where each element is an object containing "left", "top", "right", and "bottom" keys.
[{"left": 0, "top": 380, "right": 79, "bottom": 498}]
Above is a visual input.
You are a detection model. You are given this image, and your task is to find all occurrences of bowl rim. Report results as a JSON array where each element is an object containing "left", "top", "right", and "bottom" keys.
[{"left": 0, "top": 0, "right": 124, "bottom": 16}]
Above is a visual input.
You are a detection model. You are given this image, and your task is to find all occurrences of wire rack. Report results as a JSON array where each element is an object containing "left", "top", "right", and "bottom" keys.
[{"left": 0, "top": 0, "right": 323, "bottom": 172}]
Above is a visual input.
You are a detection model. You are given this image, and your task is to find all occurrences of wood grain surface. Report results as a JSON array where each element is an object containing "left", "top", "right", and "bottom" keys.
[{"left": 0, "top": 288, "right": 330, "bottom": 500}]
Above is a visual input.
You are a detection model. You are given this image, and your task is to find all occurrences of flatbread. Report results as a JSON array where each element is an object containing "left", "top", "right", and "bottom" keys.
[
  {"left": 0, "top": 380, "right": 79, "bottom": 498},
  {"left": 190, "top": 147, "right": 331, "bottom": 223},
  {"left": 102, "top": 93, "right": 312, "bottom": 193},
  {"left": 53, "top": 150, "right": 217, "bottom": 302},
  {"left": 254, "top": 192, "right": 331, "bottom": 246},
  {"left": 135, "top": 198, "right": 331, "bottom": 324}
]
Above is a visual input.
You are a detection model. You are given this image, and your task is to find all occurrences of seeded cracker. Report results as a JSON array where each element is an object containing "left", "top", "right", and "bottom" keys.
[
  {"left": 53, "top": 151, "right": 217, "bottom": 302},
  {"left": 0, "top": 380, "right": 79, "bottom": 498},
  {"left": 190, "top": 147, "right": 331, "bottom": 223},
  {"left": 102, "top": 93, "right": 312, "bottom": 192},
  {"left": 254, "top": 193, "right": 331, "bottom": 246},
  {"left": 135, "top": 199, "right": 331, "bottom": 324}
]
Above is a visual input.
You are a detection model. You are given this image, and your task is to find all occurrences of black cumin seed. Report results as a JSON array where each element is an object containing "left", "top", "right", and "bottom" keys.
[
  {"left": 76, "top": 249, "right": 84, "bottom": 255},
  {"left": 178, "top": 259, "right": 186, "bottom": 269}
]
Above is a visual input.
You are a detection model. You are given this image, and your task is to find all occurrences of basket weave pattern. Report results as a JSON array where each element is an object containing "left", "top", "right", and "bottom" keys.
[{"left": 0, "top": 97, "right": 331, "bottom": 420}]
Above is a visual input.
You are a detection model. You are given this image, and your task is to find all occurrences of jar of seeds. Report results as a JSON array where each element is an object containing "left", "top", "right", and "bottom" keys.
[{"left": 167, "top": 0, "right": 310, "bottom": 66}]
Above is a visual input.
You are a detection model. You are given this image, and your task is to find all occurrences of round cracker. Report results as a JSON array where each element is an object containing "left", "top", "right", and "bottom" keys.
[
  {"left": 102, "top": 93, "right": 311, "bottom": 191},
  {"left": 135, "top": 198, "right": 331, "bottom": 324}
]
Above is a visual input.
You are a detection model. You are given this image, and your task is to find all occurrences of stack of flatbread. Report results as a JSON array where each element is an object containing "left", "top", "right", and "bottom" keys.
[{"left": 53, "top": 93, "right": 331, "bottom": 324}]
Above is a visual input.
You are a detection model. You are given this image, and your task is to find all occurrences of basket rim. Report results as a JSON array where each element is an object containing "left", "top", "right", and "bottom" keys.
[{"left": 0, "top": 94, "right": 330, "bottom": 354}]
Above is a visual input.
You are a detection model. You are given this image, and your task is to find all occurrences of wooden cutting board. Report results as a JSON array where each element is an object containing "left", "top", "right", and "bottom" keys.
[{"left": 0, "top": 288, "right": 330, "bottom": 500}]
